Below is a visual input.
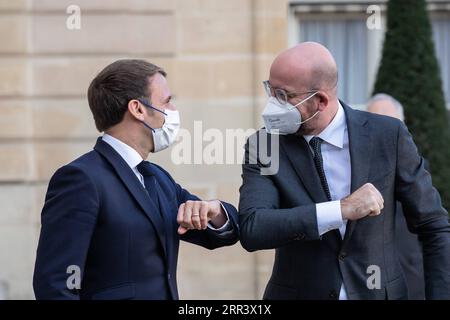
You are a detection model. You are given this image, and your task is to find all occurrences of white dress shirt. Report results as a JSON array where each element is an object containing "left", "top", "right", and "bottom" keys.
[
  {"left": 303, "top": 102, "right": 351, "bottom": 300},
  {"left": 102, "top": 134, "right": 145, "bottom": 186},
  {"left": 102, "top": 134, "right": 230, "bottom": 231}
]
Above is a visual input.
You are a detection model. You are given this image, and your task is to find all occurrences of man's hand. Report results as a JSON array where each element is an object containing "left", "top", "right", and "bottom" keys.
[
  {"left": 341, "top": 183, "right": 384, "bottom": 221},
  {"left": 177, "top": 200, "right": 226, "bottom": 235}
]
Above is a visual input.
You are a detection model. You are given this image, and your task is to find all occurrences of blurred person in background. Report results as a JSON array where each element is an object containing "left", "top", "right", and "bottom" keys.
[
  {"left": 33, "top": 59, "right": 239, "bottom": 300},
  {"left": 367, "top": 93, "right": 425, "bottom": 300}
]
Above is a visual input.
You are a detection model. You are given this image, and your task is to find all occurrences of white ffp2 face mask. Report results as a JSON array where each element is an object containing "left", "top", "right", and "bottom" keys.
[{"left": 262, "top": 91, "right": 319, "bottom": 135}]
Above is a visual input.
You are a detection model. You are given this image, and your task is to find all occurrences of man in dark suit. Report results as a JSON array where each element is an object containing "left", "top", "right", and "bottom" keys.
[
  {"left": 239, "top": 42, "right": 450, "bottom": 300},
  {"left": 367, "top": 93, "right": 425, "bottom": 299},
  {"left": 33, "top": 59, "right": 239, "bottom": 300}
]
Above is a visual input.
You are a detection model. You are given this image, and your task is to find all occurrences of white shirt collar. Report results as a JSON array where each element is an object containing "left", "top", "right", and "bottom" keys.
[
  {"left": 102, "top": 134, "right": 144, "bottom": 169},
  {"left": 303, "top": 101, "right": 346, "bottom": 149}
]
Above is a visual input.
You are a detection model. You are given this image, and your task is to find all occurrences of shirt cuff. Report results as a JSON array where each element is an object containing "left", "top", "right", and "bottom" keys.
[
  {"left": 207, "top": 202, "right": 231, "bottom": 232},
  {"left": 316, "top": 200, "right": 343, "bottom": 236}
]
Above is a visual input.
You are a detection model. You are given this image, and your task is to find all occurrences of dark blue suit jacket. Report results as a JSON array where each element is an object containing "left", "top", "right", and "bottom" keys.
[{"left": 33, "top": 138, "right": 239, "bottom": 300}]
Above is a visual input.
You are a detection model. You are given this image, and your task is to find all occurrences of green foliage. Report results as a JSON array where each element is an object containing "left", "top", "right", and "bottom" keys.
[{"left": 373, "top": 0, "right": 450, "bottom": 210}]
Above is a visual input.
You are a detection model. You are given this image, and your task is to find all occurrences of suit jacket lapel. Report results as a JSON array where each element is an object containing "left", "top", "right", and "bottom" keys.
[
  {"left": 94, "top": 138, "right": 168, "bottom": 257},
  {"left": 281, "top": 134, "right": 329, "bottom": 204},
  {"left": 280, "top": 134, "right": 342, "bottom": 246},
  {"left": 341, "top": 102, "right": 371, "bottom": 249}
]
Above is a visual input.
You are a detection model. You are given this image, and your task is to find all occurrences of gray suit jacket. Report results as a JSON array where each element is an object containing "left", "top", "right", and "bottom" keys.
[
  {"left": 239, "top": 102, "right": 450, "bottom": 300},
  {"left": 395, "top": 202, "right": 425, "bottom": 299}
]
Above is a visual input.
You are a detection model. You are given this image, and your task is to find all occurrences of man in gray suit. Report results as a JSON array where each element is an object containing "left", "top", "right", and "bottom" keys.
[{"left": 239, "top": 42, "right": 450, "bottom": 300}]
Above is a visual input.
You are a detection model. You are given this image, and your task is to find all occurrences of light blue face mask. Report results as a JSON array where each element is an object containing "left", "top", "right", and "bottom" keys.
[
  {"left": 262, "top": 91, "right": 319, "bottom": 135},
  {"left": 138, "top": 99, "right": 180, "bottom": 152}
]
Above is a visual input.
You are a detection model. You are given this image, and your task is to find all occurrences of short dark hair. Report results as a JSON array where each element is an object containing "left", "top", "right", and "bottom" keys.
[{"left": 87, "top": 59, "right": 166, "bottom": 132}]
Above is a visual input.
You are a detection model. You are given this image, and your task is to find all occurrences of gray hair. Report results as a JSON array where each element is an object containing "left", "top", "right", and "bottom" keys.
[{"left": 368, "top": 93, "right": 405, "bottom": 121}]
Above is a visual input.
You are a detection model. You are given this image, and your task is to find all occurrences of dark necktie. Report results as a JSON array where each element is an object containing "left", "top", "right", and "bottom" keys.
[
  {"left": 309, "top": 137, "right": 332, "bottom": 201},
  {"left": 136, "top": 161, "right": 161, "bottom": 211}
]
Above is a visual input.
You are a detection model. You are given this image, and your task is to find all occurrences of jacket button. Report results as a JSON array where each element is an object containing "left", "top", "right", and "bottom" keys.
[
  {"left": 167, "top": 273, "right": 171, "bottom": 280},
  {"left": 329, "top": 290, "right": 338, "bottom": 299},
  {"left": 339, "top": 252, "right": 347, "bottom": 261}
]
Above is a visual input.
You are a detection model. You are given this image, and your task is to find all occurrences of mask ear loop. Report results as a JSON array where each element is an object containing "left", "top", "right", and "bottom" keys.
[
  {"left": 142, "top": 121, "right": 155, "bottom": 133},
  {"left": 137, "top": 98, "right": 168, "bottom": 116},
  {"left": 137, "top": 98, "right": 168, "bottom": 132},
  {"left": 293, "top": 90, "right": 319, "bottom": 108},
  {"left": 300, "top": 110, "right": 320, "bottom": 124},
  {"left": 293, "top": 91, "right": 321, "bottom": 124}
]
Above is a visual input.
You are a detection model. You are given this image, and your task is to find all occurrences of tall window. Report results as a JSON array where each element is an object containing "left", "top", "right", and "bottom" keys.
[
  {"left": 299, "top": 16, "right": 369, "bottom": 105},
  {"left": 432, "top": 17, "right": 450, "bottom": 104}
]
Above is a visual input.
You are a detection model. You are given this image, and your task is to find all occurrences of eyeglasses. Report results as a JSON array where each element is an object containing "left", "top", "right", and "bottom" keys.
[{"left": 263, "top": 80, "right": 318, "bottom": 105}]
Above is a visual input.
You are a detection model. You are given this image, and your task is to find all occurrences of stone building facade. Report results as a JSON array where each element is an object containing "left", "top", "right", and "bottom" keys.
[{"left": 1, "top": 0, "right": 449, "bottom": 299}]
